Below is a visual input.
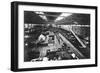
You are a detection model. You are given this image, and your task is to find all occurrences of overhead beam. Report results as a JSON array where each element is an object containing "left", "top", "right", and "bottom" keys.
[
  {"left": 57, "top": 25, "right": 90, "bottom": 27},
  {"left": 37, "top": 14, "right": 65, "bottom": 17}
]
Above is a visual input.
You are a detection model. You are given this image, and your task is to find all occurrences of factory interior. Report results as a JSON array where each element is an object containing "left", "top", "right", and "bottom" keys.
[{"left": 24, "top": 11, "right": 90, "bottom": 62}]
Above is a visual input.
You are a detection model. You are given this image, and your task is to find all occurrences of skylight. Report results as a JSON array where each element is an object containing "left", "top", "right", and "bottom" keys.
[
  {"left": 55, "top": 13, "right": 72, "bottom": 21},
  {"left": 35, "top": 11, "right": 48, "bottom": 21}
]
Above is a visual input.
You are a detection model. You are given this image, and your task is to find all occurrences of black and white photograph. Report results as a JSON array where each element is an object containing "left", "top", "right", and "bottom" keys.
[
  {"left": 11, "top": 2, "right": 97, "bottom": 71},
  {"left": 24, "top": 11, "right": 90, "bottom": 62}
]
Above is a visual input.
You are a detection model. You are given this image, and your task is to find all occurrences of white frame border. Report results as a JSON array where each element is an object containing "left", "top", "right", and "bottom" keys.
[{"left": 18, "top": 5, "right": 96, "bottom": 69}]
